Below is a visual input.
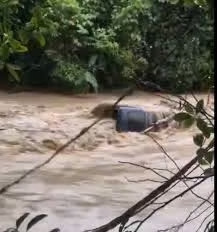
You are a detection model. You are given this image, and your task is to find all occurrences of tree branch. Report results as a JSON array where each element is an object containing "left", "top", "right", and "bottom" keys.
[
  {"left": 133, "top": 176, "right": 209, "bottom": 232},
  {"left": 0, "top": 87, "right": 134, "bottom": 195},
  {"left": 119, "top": 161, "right": 169, "bottom": 181},
  {"left": 85, "top": 155, "right": 199, "bottom": 232}
]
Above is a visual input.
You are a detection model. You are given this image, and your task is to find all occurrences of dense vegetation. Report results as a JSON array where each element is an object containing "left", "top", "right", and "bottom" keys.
[{"left": 0, "top": 0, "right": 213, "bottom": 93}]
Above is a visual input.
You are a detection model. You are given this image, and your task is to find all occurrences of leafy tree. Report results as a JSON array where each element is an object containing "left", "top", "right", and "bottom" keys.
[{"left": 0, "top": 0, "right": 213, "bottom": 93}]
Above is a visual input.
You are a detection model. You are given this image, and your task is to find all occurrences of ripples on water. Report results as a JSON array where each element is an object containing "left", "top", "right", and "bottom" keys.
[{"left": 0, "top": 91, "right": 214, "bottom": 231}]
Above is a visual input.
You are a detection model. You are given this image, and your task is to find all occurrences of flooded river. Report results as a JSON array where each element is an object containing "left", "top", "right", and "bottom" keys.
[{"left": 0, "top": 91, "right": 214, "bottom": 232}]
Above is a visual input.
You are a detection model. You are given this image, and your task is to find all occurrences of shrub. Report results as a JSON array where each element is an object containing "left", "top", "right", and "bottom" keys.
[
  {"left": 0, "top": 0, "right": 213, "bottom": 93},
  {"left": 51, "top": 59, "right": 98, "bottom": 93}
]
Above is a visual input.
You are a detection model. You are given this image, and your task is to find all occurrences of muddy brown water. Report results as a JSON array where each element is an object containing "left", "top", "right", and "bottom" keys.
[{"left": 0, "top": 91, "right": 214, "bottom": 232}]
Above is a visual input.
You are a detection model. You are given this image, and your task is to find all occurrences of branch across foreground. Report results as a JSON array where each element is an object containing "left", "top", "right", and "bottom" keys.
[
  {"left": 84, "top": 92, "right": 214, "bottom": 232},
  {"left": 0, "top": 87, "right": 134, "bottom": 195},
  {"left": 85, "top": 153, "right": 207, "bottom": 232},
  {"left": 0, "top": 85, "right": 173, "bottom": 195},
  {"left": 1, "top": 87, "right": 213, "bottom": 232}
]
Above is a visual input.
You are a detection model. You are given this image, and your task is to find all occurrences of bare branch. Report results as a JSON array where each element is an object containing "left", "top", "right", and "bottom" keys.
[
  {"left": 119, "top": 161, "right": 169, "bottom": 181},
  {"left": 204, "top": 219, "right": 214, "bottom": 232},
  {"left": 186, "top": 164, "right": 200, "bottom": 176},
  {"left": 195, "top": 211, "right": 214, "bottom": 232},
  {"left": 158, "top": 191, "right": 214, "bottom": 232},
  {"left": 125, "top": 177, "right": 165, "bottom": 184},
  {"left": 0, "top": 87, "right": 134, "bottom": 195},
  {"left": 180, "top": 174, "right": 214, "bottom": 180},
  {"left": 133, "top": 176, "right": 209, "bottom": 232},
  {"left": 85, "top": 155, "right": 199, "bottom": 232},
  {"left": 181, "top": 192, "right": 214, "bottom": 228},
  {"left": 0, "top": 117, "right": 101, "bottom": 194},
  {"left": 144, "top": 133, "right": 180, "bottom": 170},
  {"left": 145, "top": 133, "right": 213, "bottom": 206}
]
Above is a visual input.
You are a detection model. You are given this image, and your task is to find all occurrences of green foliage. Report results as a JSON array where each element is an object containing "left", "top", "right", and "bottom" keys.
[
  {"left": 196, "top": 117, "right": 211, "bottom": 138},
  {"left": 0, "top": 0, "right": 25, "bottom": 81},
  {"left": 51, "top": 59, "right": 98, "bottom": 92},
  {"left": 174, "top": 112, "right": 193, "bottom": 122},
  {"left": 0, "top": 0, "right": 47, "bottom": 82},
  {"left": 0, "top": 0, "right": 214, "bottom": 92},
  {"left": 193, "top": 133, "right": 204, "bottom": 147},
  {"left": 174, "top": 98, "right": 214, "bottom": 168},
  {"left": 139, "top": 2, "right": 213, "bottom": 92},
  {"left": 195, "top": 99, "right": 204, "bottom": 113},
  {"left": 3, "top": 213, "right": 60, "bottom": 232}
]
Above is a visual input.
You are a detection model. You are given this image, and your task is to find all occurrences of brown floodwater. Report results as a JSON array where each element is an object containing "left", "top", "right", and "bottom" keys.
[{"left": 0, "top": 91, "right": 214, "bottom": 232}]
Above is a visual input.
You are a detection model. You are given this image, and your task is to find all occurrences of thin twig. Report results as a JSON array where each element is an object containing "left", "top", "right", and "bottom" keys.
[
  {"left": 186, "top": 164, "right": 200, "bottom": 176},
  {"left": 195, "top": 211, "right": 214, "bottom": 232},
  {"left": 158, "top": 191, "right": 214, "bottom": 232},
  {"left": 119, "top": 161, "right": 169, "bottom": 181},
  {"left": 159, "top": 205, "right": 213, "bottom": 232},
  {"left": 155, "top": 89, "right": 214, "bottom": 126},
  {"left": 154, "top": 93, "right": 180, "bottom": 106},
  {"left": 145, "top": 133, "right": 213, "bottom": 206},
  {"left": 204, "top": 219, "right": 214, "bottom": 232},
  {"left": 134, "top": 176, "right": 209, "bottom": 232},
  {"left": 180, "top": 174, "right": 214, "bottom": 180},
  {"left": 123, "top": 180, "right": 182, "bottom": 231},
  {"left": 85, "top": 155, "right": 199, "bottom": 232},
  {"left": 144, "top": 133, "right": 180, "bottom": 170},
  {"left": 181, "top": 191, "right": 214, "bottom": 228},
  {"left": 125, "top": 177, "right": 165, "bottom": 184}
]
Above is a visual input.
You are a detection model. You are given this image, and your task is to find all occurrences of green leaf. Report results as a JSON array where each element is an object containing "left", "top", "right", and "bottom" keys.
[
  {"left": 203, "top": 168, "right": 214, "bottom": 176},
  {"left": 6, "top": 64, "right": 20, "bottom": 82},
  {"left": 10, "top": 39, "right": 28, "bottom": 53},
  {"left": 88, "top": 55, "right": 98, "bottom": 68},
  {"left": 198, "top": 156, "right": 208, "bottom": 165},
  {"left": 183, "top": 0, "right": 195, "bottom": 7},
  {"left": 49, "top": 229, "right": 60, "bottom": 232},
  {"left": 7, "top": 0, "right": 19, "bottom": 6},
  {"left": 30, "top": 16, "right": 38, "bottom": 27},
  {"left": 194, "top": 0, "right": 207, "bottom": 7},
  {"left": 184, "top": 103, "right": 194, "bottom": 114},
  {"left": 196, "top": 148, "right": 209, "bottom": 165},
  {"left": 193, "top": 133, "right": 204, "bottom": 147},
  {"left": 196, "top": 147, "right": 209, "bottom": 165},
  {"left": 18, "top": 30, "right": 30, "bottom": 44},
  {"left": 77, "top": 25, "right": 89, "bottom": 35},
  {"left": 16, "top": 213, "right": 30, "bottom": 229},
  {"left": 183, "top": 117, "right": 195, "bottom": 128},
  {"left": 169, "top": 0, "right": 180, "bottom": 4},
  {"left": 0, "top": 45, "right": 10, "bottom": 60},
  {"left": 196, "top": 99, "right": 204, "bottom": 113},
  {"left": 196, "top": 147, "right": 206, "bottom": 156},
  {"left": 84, "top": 72, "right": 98, "bottom": 92},
  {"left": 173, "top": 112, "right": 192, "bottom": 122},
  {"left": 204, "top": 150, "right": 214, "bottom": 164},
  {"left": 35, "top": 33, "right": 46, "bottom": 47},
  {"left": 196, "top": 118, "right": 210, "bottom": 138},
  {"left": 26, "top": 214, "right": 48, "bottom": 231},
  {"left": 6, "top": 63, "right": 21, "bottom": 70},
  {"left": 208, "top": 126, "right": 214, "bottom": 134},
  {"left": 143, "top": 0, "right": 153, "bottom": 9}
]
